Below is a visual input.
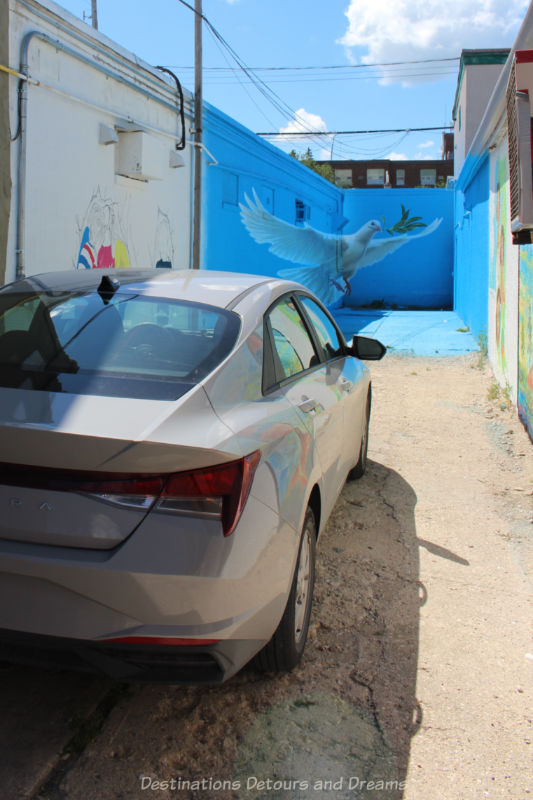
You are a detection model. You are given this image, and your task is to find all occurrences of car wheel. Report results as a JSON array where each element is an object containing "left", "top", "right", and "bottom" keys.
[
  {"left": 255, "top": 507, "right": 316, "bottom": 672},
  {"left": 348, "top": 390, "right": 371, "bottom": 480}
]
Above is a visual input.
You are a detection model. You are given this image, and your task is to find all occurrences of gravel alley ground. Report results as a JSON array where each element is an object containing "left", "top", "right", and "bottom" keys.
[{"left": 1, "top": 352, "right": 531, "bottom": 800}]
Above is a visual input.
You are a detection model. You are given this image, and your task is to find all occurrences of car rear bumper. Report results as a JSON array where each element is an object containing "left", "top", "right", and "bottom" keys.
[
  {"left": 0, "top": 490, "right": 299, "bottom": 682},
  {"left": 0, "top": 627, "right": 265, "bottom": 683}
]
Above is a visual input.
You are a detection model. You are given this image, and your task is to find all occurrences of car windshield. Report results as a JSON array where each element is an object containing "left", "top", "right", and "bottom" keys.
[{"left": 0, "top": 281, "right": 240, "bottom": 400}]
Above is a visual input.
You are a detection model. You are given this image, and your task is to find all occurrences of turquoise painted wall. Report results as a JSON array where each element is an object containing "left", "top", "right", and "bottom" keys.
[
  {"left": 202, "top": 106, "right": 453, "bottom": 310},
  {"left": 341, "top": 188, "right": 454, "bottom": 309},
  {"left": 202, "top": 103, "right": 343, "bottom": 280},
  {"left": 454, "top": 156, "right": 489, "bottom": 342}
]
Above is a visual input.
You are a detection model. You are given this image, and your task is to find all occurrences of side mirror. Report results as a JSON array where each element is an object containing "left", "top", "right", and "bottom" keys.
[{"left": 350, "top": 335, "right": 387, "bottom": 361}]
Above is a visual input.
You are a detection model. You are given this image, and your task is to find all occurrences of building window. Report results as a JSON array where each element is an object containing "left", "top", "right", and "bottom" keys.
[
  {"left": 295, "top": 199, "right": 310, "bottom": 224},
  {"left": 366, "top": 168, "right": 385, "bottom": 186},
  {"left": 334, "top": 169, "right": 353, "bottom": 188},
  {"left": 396, "top": 169, "right": 405, "bottom": 186},
  {"left": 420, "top": 168, "right": 437, "bottom": 186},
  {"left": 222, "top": 172, "right": 239, "bottom": 206}
]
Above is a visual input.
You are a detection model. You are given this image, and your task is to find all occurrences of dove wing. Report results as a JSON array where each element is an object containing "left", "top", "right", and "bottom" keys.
[
  {"left": 356, "top": 218, "right": 443, "bottom": 269},
  {"left": 277, "top": 264, "right": 340, "bottom": 305},
  {"left": 240, "top": 189, "right": 344, "bottom": 266}
]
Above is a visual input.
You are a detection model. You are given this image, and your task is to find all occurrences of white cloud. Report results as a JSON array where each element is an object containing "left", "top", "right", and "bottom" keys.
[
  {"left": 276, "top": 109, "right": 332, "bottom": 159},
  {"left": 388, "top": 152, "right": 408, "bottom": 160},
  {"left": 415, "top": 152, "right": 437, "bottom": 160},
  {"left": 339, "top": 0, "right": 528, "bottom": 84},
  {"left": 419, "top": 140, "right": 435, "bottom": 149},
  {"left": 279, "top": 108, "right": 328, "bottom": 137}
]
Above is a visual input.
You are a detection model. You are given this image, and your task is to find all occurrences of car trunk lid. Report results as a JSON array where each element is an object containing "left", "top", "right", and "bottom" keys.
[{"left": 0, "top": 387, "right": 239, "bottom": 549}]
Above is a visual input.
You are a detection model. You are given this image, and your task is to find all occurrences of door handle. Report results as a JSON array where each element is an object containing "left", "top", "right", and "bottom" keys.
[{"left": 298, "top": 396, "right": 318, "bottom": 413}]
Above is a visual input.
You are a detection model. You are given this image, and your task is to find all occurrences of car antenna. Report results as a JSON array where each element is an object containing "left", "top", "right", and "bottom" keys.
[{"left": 97, "top": 274, "right": 120, "bottom": 304}]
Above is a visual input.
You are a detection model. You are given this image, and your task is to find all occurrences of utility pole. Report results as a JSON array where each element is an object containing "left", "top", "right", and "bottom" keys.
[
  {"left": 91, "top": 0, "right": 98, "bottom": 29},
  {"left": 192, "top": 0, "right": 202, "bottom": 269}
]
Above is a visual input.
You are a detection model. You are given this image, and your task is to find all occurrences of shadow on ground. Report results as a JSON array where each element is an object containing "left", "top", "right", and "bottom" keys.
[
  {"left": 0, "top": 460, "right": 422, "bottom": 800},
  {"left": 231, "top": 459, "right": 421, "bottom": 800},
  {"left": 0, "top": 665, "right": 110, "bottom": 799}
]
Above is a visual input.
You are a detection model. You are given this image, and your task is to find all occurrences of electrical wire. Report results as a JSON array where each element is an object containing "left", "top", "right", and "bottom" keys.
[
  {"left": 258, "top": 125, "right": 453, "bottom": 136},
  {"left": 171, "top": 0, "right": 456, "bottom": 157},
  {"left": 161, "top": 57, "right": 459, "bottom": 86},
  {"left": 202, "top": 23, "right": 330, "bottom": 151},
  {"left": 172, "top": 0, "right": 342, "bottom": 151},
  {"left": 165, "top": 56, "right": 460, "bottom": 71},
  {"left": 205, "top": 25, "right": 286, "bottom": 133},
  {"left": 155, "top": 66, "right": 186, "bottom": 150},
  {"left": 175, "top": 69, "right": 458, "bottom": 86}
]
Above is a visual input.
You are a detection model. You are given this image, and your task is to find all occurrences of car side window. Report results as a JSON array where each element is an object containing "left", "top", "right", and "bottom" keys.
[
  {"left": 298, "top": 296, "right": 344, "bottom": 362},
  {"left": 0, "top": 296, "right": 41, "bottom": 335},
  {"left": 267, "top": 298, "right": 318, "bottom": 383}
]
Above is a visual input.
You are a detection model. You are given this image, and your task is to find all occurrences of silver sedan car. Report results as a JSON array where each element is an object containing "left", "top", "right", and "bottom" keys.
[{"left": 0, "top": 269, "right": 384, "bottom": 682}]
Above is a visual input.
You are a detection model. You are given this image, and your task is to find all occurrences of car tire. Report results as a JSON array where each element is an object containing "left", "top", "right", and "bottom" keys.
[
  {"left": 348, "top": 390, "right": 371, "bottom": 480},
  {"left": 255, "top": 507, "right": 316, "bottom": 673}
]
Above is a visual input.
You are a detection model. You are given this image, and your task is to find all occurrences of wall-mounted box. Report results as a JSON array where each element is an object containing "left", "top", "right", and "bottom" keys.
[{"left": 116, "top": 131, "right": 166, "bottom": 181}]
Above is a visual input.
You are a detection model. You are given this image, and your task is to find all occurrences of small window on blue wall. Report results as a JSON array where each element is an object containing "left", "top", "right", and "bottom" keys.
[
  {"left": 295, "top": 199, "right": 310, "bottom": 224},
  {"left": 222, "top": 173, "right": 239, "bottom": 206}
]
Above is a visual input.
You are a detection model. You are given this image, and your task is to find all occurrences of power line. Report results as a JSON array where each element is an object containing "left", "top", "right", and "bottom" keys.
[
  {"left": 177, "top": 68, "right": 458, "bottom": 86},
  {"left": 171, "top": 1, "right": 455, "bottom": 153},
  {"left": 162, "top": 63, "right": 458, "bottom": 85},
  {"left": 206, "top": 25, "right": 281, "bottom": 132},
  {"left": 171, "top": 0, "right": 349, "bottom": 150},
  {"left": 202, "top": 24, "right": 329, "bottom": 149},
  {"left": 164, "top": 56, "right": 461, "bottom": 71},
  {"left": 257, "top": 126, "right": 454, "bottom": 136}
]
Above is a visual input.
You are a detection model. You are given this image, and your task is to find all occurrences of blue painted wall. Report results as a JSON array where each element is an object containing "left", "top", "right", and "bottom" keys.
[
  {"left": 341, "top": 188, "right": 454, "bottom": 309},
  {"left": 454, "top": 155, "right": 490, "bottom": 341},
  {"left": 202, "top": 103, "right": 343, "bottom": 278},
  {"left": 202, "top": 106, "right": 453, "bottom": 310}
]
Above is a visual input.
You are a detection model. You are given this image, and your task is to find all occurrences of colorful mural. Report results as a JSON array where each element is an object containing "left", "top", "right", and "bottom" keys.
[
  {"left": 76, "top": 191, "right": 177, "bottom": 271},
  {"left": 493, "top": 156, "right": 509, "bottom": 373},
  {"left": 153, "top": 208, "right": 175, "bottom": 270},
  {"left": 518, "top": 246, "right": 533, "bottom": 439},
  {"left": 76, "top": 189, "right": 131, "bottom": 270},
  {"left": 240, "top": 189, "right": 442, "bottom": 306}
]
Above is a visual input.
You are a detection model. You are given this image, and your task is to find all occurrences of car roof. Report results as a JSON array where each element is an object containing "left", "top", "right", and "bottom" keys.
[{"left": 14, "top": 269, "right": 280, "bottom": 310}]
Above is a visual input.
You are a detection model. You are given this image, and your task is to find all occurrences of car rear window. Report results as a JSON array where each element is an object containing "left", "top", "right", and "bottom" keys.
[{"left": 0, "top": 282, "right": 240, "bottom": 400}]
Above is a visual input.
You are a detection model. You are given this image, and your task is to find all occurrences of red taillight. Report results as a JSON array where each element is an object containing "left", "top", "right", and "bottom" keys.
[
  {"left": 160, "top": 450, "right": 260, "bottom": 536},
  {"left": 0, "top": 450, "right": 261, "bottom": 537},
  {"left": 0, "top": 464, "right": 164, "bottom": 496}
]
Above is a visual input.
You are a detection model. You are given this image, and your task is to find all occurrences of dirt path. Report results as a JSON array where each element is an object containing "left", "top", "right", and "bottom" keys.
[{"left": 15, "top": 354, "right": 533, "bottom": 799}]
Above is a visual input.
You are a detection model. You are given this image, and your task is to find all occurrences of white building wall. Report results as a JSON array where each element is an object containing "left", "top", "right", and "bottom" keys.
[
  {"left": 7, "top": 0, "right": 193, "bottom": 283},
  {"left": 465, "top": 65, "right": 505, "bottom": 150},
  {"left": 454, "top": 62, "right": 507, "bottom": 176},
  {"left": 454, "top": 77, "right": 468, "bottom": 176},
  {"left": 488, "top": 135, "right": 520, "bottom": 398}
]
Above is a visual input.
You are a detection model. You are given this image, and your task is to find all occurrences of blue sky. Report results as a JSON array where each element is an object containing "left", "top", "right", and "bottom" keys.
[{"left": 56, "top": 0, "right": 529, "bottom": 161}]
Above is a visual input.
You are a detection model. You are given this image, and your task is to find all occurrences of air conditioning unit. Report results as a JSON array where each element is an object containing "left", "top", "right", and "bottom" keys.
[{"left": 507, "top": 50, "right": 533, "bottom": 244}]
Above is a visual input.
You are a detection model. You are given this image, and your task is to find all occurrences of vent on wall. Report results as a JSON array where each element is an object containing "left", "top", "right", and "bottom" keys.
[{"left": 506, "top": 50, "right": 533, "bottom": 244}]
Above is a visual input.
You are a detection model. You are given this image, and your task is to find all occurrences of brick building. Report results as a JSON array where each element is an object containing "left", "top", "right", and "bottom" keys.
[{"left": 320, "top": 156, "right": 454, "bottom": 189}]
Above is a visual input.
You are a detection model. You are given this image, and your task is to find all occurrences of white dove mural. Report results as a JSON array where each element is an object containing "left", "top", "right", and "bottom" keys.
[{"left": 240, "top": 189, "right": 442, "bottom": 305}]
